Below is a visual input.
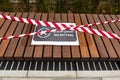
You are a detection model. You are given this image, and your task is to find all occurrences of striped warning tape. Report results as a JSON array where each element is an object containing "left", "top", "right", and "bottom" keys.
[
  {"left": 0, "top": 14, "right": 120, "bottom": 41},
  {"left": 0, "top": 25, "right": 120, "bottom": 41},
  {"left": 0, "top": 14, "right": 120, "bottom": 29}
]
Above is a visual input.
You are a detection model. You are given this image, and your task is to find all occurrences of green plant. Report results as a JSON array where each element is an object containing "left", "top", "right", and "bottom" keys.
[{"left": 0, "top": 0, "right": 120, "bottom": 14}]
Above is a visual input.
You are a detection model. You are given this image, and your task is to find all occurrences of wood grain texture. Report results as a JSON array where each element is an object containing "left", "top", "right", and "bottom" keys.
[
  {"left": 33, "top": 13, "right": 43, "bottom": 59},
  {"left": 68, "top": 13, "right": 80, "bottom": 60},
  {"left": 74, "top": 14, "right": 90, "bottom": 60},
  {"left": 99, "top": 14, "right": 118, "bottom": 60},
  {"left": 42, "top": 13, "right": 52, "bottom": 59},
  {"left": 87, "top": 14, "right": 108, "bottom": 60},
  {"left": 14, "top": 13, "right": 29, "bottom": 60},
  {"left": 24, "top": 12, "right": 35, "bottom": 60},
  {"left": 53, "top": 13, "right": 61, "bottom": 59},
  {"left": 0, "top": 12, "right": 15, "bottom": 59},
  {"left": 80, "top": 14, "right": 99, "bottom": 60},
  {"left": 61, "top": 13, "right": 71, "bottom": 60},
  {"left": 0, "top": 12, "right": 5, "bottom": 29},
  {"left": 4, "top": 13, "right": 22, "bottom": 59},
  {"left": 93, "top": 14, "right": 118, "bottom": 60},
  {"left": 0, "top": 12, "right": 120, "bottom": 61},
  {"left": 104, "top": 15, "right": 120, "bottom": 58}
]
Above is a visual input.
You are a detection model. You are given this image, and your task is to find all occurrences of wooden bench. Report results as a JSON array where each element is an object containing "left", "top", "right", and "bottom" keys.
[{"left": 0, "top": 12, "right": 120, "bottom": 61}]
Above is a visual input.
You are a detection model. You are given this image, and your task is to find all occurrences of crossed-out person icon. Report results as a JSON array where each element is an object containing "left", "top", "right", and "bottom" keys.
[{"left": 37, "top": 27, "right": 51, "bottom": 38}]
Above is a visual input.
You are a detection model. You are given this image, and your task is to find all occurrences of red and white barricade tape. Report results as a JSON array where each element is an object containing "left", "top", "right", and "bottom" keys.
[
  {"left": 0, "top": 25, "right": 120, "bottom": 41},
  {"left": 1, "top": 14, "right": 120, "bottom": 29},
  {"left": 0, "top": 14, "right": 120, "bottom": 41}
]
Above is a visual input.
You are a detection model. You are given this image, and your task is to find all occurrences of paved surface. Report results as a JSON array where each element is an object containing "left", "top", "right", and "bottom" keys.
[
  {"left": 1, "top": 78, "right": 101, "bottom": 80},
  {"left": 1, "top": 77, "right": 120, "bottom": 80},
  {"left": 0, "top": 71, "right": 120, "bottom": 80},
  {"left": 1, "top": 71, "right": 120, "bottom": 77}
]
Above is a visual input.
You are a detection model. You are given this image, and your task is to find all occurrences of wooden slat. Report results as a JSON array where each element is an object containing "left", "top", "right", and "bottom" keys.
[
  {"left": 43, "top": 13, "right": 52, "bottom": 59},
  {"left": 8, "top": 13, "right": 28, "bottom": 59},
  {"left": 86, "top": 14, "right": 108, "bottom": 60},
  {"left": 33, "top": 13, "right": 43, "bottom": 59},
  {"left": 53, "top": 13, "right": 61, "bottom": 59},
  {"left": 104, "top": 14, "right": 120, "bottom": 59},
  {"left": 0, "top": 12, "right": 5, "bottom": 29},
  {"left": 4, "top": 13, "right": 22, "bottom": 59},
  {"left": 0, "top": 12, "right": 10, "bottom": 39},
  {"left": 111, "top": 14, "right": 120, "bottom": 59},
  {"left": 115, "top": 15, "right": 120, "bottom": 30},
  {"left": 68, "top": 13, "right": 80, "bottom": 60},
  {"left": 24, "top": 12, "right": 35, "bottom": 60},
  {"left": 99, "top": 15, "right": 118, "bottom": 60},
  {"left": 61, "top": 13, "right": 71, "bottom": 60},
  {"left": 111, "top": 15, "right": 120, "bottom": 31},
  {"left": 0, "top": 12, "right": 9, "bottom": 39},
  {"left": 93, "top": 14, "right": 118, "bottom": 60},
  {"left": 14, "top": 13, "right": 31, "bottom": 59},
  {"left": 80, "top": 14, "right": 99, "bottom": 60},
  {"left": 0, "top": 12, "right": 15, "bottom": 59},
  {"left": 1, "top": 12, "right": 120, "bottom": 61},
  {"left": 74, "top": 14, "right": 90, "bottom": 60}
]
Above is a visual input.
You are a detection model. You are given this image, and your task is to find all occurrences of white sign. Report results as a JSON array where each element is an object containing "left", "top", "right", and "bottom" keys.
[{"left": 31, "top": 23, "right": 79, "bottom": 45}]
